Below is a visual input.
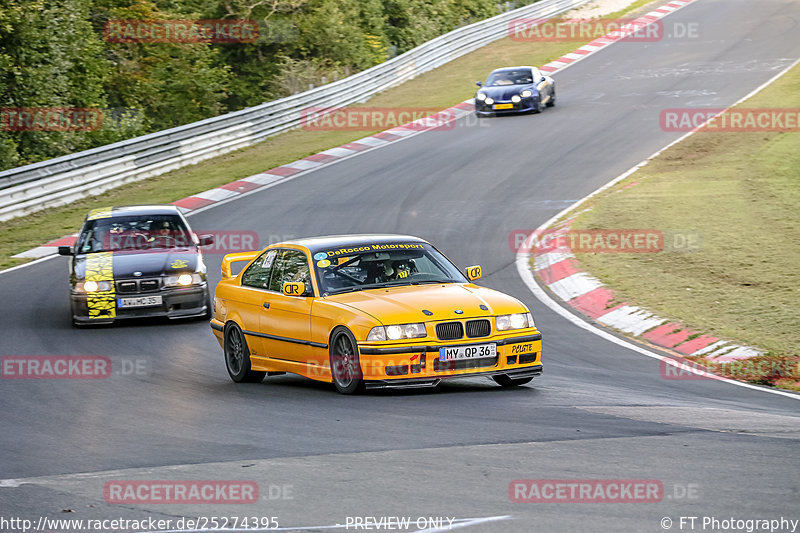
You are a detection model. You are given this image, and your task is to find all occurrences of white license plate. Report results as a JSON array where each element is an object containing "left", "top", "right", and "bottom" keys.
[
  {"left": 439, "top": 343, "right": 496, "bottom": 361},
  {"left": 118, "top": 295, "right": 162, "bottom": 308}
]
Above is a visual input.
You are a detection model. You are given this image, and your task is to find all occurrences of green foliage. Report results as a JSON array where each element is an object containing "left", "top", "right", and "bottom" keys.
[
  {"left": 0, "top": 0, "right": 113, "bottom": 168},
  {"left": 1, "top": 0, "right": 516, "bottom": 170}
]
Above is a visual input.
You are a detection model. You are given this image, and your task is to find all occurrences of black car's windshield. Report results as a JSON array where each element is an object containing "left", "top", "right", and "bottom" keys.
[
  {"left": 314, "top": 242, "right": 468, "bottom": 295},
  {"left": 76, "top": 214, "right": 192, "bottom": 253},
  {"left": 486, "top": 69, "right": 533, "bottom": 86}
]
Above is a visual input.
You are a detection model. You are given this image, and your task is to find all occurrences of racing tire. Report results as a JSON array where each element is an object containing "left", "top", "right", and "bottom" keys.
[
  {"left": 492, "top": 375, "right": 533, "bottom": 387},
  {"left": 224, "top": 323, "right": 265, "bottom": 383},
  {"left": 200, "top": 291, "right": 213, "bottom": 320},
  {"left": 329, "top": 327, "right": 364, "bottom": 395},
  {"left": 546, "top": 88, "right": 556, "bottom": 107}
]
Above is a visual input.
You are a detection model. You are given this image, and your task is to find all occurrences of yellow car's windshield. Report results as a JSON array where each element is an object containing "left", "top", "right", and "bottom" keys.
[{"left": 313, "top": 242, "right": 468, "bottom": 296}]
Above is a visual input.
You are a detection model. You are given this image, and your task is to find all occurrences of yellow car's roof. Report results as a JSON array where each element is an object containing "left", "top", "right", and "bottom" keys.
[{"left": 276, "top": 234, "right": 428, "bottom": 254}]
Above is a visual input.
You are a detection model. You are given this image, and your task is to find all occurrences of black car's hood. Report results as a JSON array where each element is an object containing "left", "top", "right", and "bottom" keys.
[
  {"left": 478, "top": 84, "right": 537, "bottom": 100},
  {"left": 73, "top": 248, "right": 198, "bottom": 281}
]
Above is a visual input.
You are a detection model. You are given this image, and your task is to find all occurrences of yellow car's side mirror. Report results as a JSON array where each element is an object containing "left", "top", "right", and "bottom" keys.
[
  {"left": 282, "top": 282, "right": 305, "bottom": 297},
  {"left": 466, "top": 265, "right": 482, "bottom": 281},
  {"left": 221, "top": 251, "right": 261, "bottom": 278}
]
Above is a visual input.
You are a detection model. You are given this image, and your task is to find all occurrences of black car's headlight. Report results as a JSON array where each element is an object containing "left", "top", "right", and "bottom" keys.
[
  {"left": 520, "top": 89, "right": 533, "bottom": 98},
  {"left": 367, "top": 323, "right": 427, "bottom": 341},
  {"left": 164, "top": 273, "right": 203, "bottom": 287},
  {"left": 76, "top": 280, "right": 112, "bottom": 292},
  {"left": 496, "top": 312, "right": 535, "bottom": 331}
]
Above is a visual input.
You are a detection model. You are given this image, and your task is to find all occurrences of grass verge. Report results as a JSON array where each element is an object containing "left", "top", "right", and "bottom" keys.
[
  {"left": 1, "top": 0, "right": 659, "bottom": 270},
  {"left": 569, "top": 62, "right": 800, "bottom": 390}
]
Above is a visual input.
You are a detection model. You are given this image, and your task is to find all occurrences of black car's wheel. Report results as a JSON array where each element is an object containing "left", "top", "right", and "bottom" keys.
[
  {"left": 224, "top": 323, "right": 265, "bottom": 383},
  {"left": 493, "top": 375, "right": 533, "bottom": 387},
  {"left": 330, "top": 327, "right": 364, "bottom": 394},
  {"left": 201, "top": 291, "right": 213, "bottom": 320},
  {"left": 546, "top": 87, "right": 556, "bottom": 107}
]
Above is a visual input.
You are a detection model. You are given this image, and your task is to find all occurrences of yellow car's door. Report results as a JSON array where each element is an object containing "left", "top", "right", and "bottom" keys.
[
  {"left": 259, "top": 248, "right": 313, "bottom": 366},
  {"left": 237, "top": 248, "right": 280, "bottom": 367}
]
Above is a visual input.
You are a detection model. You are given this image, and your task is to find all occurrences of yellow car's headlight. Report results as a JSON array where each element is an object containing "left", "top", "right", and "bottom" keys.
[
  {"left": 367, "top": 323, "right": 427, "bottom": 341},
  {"left": 496, "top": 312, "right": 535, "bottom": 331}
]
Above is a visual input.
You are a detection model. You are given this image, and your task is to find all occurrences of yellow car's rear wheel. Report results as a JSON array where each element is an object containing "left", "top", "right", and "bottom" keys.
[
  {"left": 330, "top": 327, "right": 363, "bottom": 394},
  {"left": 224, "top": 323, "right": 266, "bottom": 383}
]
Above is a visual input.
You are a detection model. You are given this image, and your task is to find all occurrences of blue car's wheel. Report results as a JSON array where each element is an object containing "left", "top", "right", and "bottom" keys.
[{"left": 546, "top": 87, "right": 556, "bottom": 107}]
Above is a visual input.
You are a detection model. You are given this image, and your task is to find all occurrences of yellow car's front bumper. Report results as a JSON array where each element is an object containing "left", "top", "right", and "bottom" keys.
[{"left": 357, "top": 332, "right": 542, "bottom": 389}]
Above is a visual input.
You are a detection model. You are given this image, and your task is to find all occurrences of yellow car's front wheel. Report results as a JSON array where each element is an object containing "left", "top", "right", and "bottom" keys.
[
  {"left": 330, "top": 327, "right": 363, "bottom": 395},
  {"left": 224, "top": 323, "right": 266, "bottom": 383}
]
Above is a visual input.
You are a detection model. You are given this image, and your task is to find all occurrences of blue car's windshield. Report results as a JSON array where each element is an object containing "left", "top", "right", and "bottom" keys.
[{"left": 486, "top": 69, "right": 533, "bottom": 86}]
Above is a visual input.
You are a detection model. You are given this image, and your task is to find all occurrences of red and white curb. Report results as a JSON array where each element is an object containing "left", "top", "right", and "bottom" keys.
[
  {"left": 12, "top": 0, "right": 695, "bottom": 261},
  {"left": 527, "top": 216, "right": 763, "bottom": 362}
]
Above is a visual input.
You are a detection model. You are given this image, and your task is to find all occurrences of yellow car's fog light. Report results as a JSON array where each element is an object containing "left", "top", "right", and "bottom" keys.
[{"left": 367, "top": 323, "right": 427, "bottom": 341}]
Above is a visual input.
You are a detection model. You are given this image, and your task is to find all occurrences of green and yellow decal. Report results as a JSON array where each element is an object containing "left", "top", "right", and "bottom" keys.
[
  {"left": 85, "top": 252, "right": 116, "bottom": 319},
  {"left": 87, "top": 206, "right": 113, "bottom": 221}
]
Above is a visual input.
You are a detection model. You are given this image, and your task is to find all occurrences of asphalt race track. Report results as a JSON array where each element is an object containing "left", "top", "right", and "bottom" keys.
[{"left": 1, "top": 0, "right": 799, "bottom": 531}]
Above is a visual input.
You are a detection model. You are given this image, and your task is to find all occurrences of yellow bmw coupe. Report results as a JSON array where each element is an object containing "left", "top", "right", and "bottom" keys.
[{"left": 210, "top": 235, "right": 542, "bottom": 394}]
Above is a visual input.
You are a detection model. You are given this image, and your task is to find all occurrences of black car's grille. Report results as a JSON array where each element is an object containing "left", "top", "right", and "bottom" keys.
[
  {"left": 436, "top": 322, "right": 464, "bottom": 341},
  {"left": 140, "top": 279, "right": 160, "bottom": 292},
  {"left": 116, "top": 279, "right": 160, "bottom": 293},
  {"left": 117, "top": 281, "right": 137, "bottom": 293},
  {"left": 465, "top": 319, "right": 491, "bottom": 338}
]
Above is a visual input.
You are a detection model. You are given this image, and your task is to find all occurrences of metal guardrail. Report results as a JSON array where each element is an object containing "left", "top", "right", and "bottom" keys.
[{"left": 0, "top": 0, "right": 588, "bottom": 222}]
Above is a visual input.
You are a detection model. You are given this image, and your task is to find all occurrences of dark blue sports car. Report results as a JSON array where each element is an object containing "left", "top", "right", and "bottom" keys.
[{"left": 474, "top": 66, "right": 555, "bottom": 116}]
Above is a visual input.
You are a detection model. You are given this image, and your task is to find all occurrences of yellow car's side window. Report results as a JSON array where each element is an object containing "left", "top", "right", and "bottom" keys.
[
  {"left": 241, "top": 249, "right": 277, "bottom": 289},
  {"left": 268, "top": 250, "right": 311, "bottom": 293}
]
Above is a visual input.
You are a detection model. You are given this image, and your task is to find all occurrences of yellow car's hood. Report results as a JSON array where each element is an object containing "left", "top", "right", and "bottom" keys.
[{"left": 327, "top": 283, "right": 527, "bottom": 324}]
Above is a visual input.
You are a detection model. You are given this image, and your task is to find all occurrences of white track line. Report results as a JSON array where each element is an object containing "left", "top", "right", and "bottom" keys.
[{"left": 516, "top": 55, "right": 800, "bottom": 402}]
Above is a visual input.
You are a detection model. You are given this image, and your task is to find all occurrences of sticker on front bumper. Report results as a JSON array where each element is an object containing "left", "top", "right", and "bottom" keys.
[{"left": 85, "top": 251, "right": 116, "bottom": 319}]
